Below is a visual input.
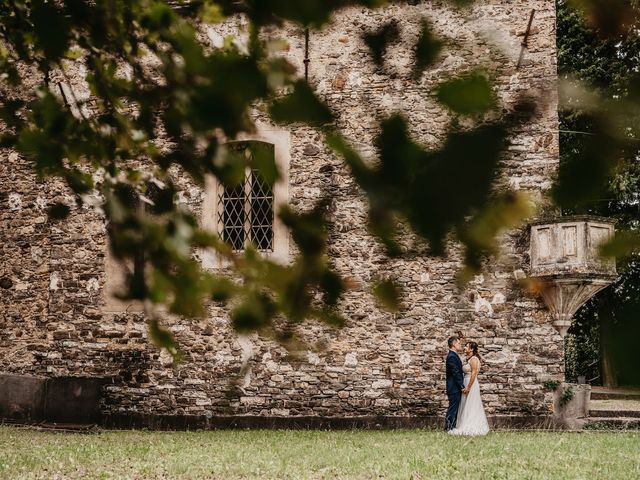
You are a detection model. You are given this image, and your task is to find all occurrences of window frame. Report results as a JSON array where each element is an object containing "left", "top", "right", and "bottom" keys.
[{"left": 201, "top": 127, "right": 290, "bottom": 268}]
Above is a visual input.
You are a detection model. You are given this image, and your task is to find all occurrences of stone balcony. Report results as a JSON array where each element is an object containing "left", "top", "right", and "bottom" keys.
[{"left": 529, "top": 216, "right": 617, "bottom": 337}]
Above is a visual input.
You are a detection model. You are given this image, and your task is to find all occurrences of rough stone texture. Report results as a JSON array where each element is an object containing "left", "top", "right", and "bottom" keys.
[
  {"left": 553, "top": 383, "right": 591, "bottom": 430},
  {"left": 1, "top": 1, "right": 563, "bottom": 422}
]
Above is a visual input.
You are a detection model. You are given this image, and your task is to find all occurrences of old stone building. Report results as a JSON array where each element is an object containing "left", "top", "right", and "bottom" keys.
[{"left": 1, "top": 1, "right": 610, "bottom": 427}]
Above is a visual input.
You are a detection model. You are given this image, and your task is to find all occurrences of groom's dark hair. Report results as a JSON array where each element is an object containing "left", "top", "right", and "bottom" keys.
[{"left": 447, "top": 336, "right": 458, "bottom": 348}]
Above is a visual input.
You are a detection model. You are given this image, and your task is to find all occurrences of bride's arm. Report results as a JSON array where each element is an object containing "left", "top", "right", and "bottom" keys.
[{"left": 465, "top": 357, "right": 480, "bottom": 392}]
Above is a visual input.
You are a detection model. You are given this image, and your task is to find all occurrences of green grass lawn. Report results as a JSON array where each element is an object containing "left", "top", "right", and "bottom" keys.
[{"left": 1, "top": 425, "right": 638, "bottom": 479}]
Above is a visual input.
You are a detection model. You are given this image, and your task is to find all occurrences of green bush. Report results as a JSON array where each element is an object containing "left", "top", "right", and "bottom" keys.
[
  {"left": 565, "top": 309, "right": 600, "bottom": 384},
  {"left": 542, "top": 380, "right": 561, "bottom": 391}
]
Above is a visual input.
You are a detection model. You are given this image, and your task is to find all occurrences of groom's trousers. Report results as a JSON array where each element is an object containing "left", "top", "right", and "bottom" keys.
[{"left": 445, "top": 391, "right": 462, "bottom": 430}]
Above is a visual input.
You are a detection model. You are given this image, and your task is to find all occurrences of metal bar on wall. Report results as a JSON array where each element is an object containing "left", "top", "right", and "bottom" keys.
[{"left": 304, "top": 28, "right": 310, "bottom": 81}]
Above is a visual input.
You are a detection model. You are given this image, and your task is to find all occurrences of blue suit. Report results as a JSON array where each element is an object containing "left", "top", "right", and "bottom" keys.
[{"left": 445, "top": 350, "right": 465, "bottom": 430}]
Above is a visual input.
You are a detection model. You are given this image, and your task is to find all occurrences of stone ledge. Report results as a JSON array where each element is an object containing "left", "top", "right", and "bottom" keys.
[{"left": 528, "top": 214, "right": 618, "bottom": 227}]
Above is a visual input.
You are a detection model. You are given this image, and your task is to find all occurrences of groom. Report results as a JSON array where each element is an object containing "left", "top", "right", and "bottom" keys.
[{"left": 445, "top": 335, "right": 466, "bottom": 430}]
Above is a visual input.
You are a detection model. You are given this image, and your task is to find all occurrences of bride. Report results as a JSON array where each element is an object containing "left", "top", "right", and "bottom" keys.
[{"left": 448, "top": 341, "right": 490, "bottom": 436}]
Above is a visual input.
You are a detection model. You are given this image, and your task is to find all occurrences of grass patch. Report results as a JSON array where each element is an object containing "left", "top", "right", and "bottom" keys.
[{"left": 0, "top": 425, "right": 638, "bottom": 479}]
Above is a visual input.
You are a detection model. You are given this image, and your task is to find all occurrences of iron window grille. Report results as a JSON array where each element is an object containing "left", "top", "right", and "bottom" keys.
[{"left": 217, "top": 141, "right": 275, "bottom": 252}]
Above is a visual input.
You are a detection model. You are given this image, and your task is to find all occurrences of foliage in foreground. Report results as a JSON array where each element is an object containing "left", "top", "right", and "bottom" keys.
[
  {"left": 1, "top": 0, "right": 639, "bottom": 357},
  {"left": 0, "top": 426, "right": 638, "bottom": 479},
  {"left": 0, "top": 0, "right": 534, "bottom": 354},
  {"left": 558, "top": 0, "right": 640, "bottom": 386}
]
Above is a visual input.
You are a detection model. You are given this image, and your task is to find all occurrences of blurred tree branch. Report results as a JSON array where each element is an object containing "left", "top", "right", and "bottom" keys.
[{"left": 2, "top": 0, "right": 631, "bottom": 358}]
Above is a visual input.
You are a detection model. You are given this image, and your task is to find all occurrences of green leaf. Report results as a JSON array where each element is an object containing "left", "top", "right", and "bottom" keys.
[
  {"left": 364, "top": 21, "right": 400, "bottom": 67},
  {"left": 279, "top": 203, "right": 328, "bottom": 256},
  {"left": 435, "top": 72, "right": 495, "bottom": 115},
  {"left": 464, "top": 192, "right": 533, "bottom": 251},
  {"left": 458, "top": 191, "right": 533, "bottom": 282},
  {"left": 413, "top": 19, "right": 443, "bottom": 78},
  {"left": 0, "top": 99, "right": 25, "bottom": 129},
  {"left": 269, "top": 80, "right": 334, "bottom": 126},
  {"left": 0, "top": 51, "right": 21, "bottom": 86},
  {"left": 64, "top": 169, "right": 94, "bottom": 195},
  {"left": 148, "top": 318, "right": 182, "bottom": 363},
  {"left": 141, "top": 2, "right": 176, "bottom": 30},
  {"left": 320, "top": 270, "right": 345, "bottom": 307},
  {"left": 225, "top": 140, "right": 279, "bottom": 187},
  {"left": 200, "top": 1, "right": 225, "bottom": 23},
  {"left": 600, "top": 231, "right": 640, "bottom": 257},
  {"left": 148, "top": 270, "right": 172, "bottom": 305},
  {"left": 17, "top": 129, "right": 65, "bottom": 175},
  {"left": 210, "top": 277, "right": 237, "bottom": 302},
  {"left": 215, "top": 145, "right": 248, "bottom": 187},
  {"left": 229, "top": 0, "right": 388, "bottom": 28},
  {"left": 231, "top": 292, "right": 276, "bottom": 331},
  {"left": 145, "top": 181, "right": 176, "bottom": 215},
  {"left": 31, "top": 0, "right": 71, "bottom": 61},
  {"left": 0, "top": 133, "right": 17, "bottom": 148},
  {"left": 329, "top": 114, "right": 510, "bottom": 260},
  {"left": 325, "top": 133, "right": 372, "bottom": 186},
  {"left": 249, "top": 142, "right": 280, "bottom": 186},
  {"left": 315, "top": 309, "right": 346, "bottom": 327},
  {"left": 46, "top": 203, "right": 71, "bottom": 221},
  {"left": 372, "top": 279, "right": 402, "bottom": 312}
]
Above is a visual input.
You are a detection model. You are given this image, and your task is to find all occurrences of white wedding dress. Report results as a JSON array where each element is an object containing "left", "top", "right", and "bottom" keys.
[{"left": 448, "top": 358, "right": 490, "bottom": 436}]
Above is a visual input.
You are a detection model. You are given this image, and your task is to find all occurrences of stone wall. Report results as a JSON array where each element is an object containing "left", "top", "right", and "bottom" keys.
[{"left": 0, "top": 1, "right": 562, "bottom": 422}]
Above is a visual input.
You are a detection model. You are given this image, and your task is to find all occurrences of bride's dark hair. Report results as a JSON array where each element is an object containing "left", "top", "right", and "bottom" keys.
[{"left": 466, "top": 341, "right": 483, "bottom": 362}]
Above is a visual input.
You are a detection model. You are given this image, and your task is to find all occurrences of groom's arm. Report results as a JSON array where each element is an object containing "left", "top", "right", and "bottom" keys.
[{"left": 447, "top": 355, "right": 465, "bottom": 391}]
